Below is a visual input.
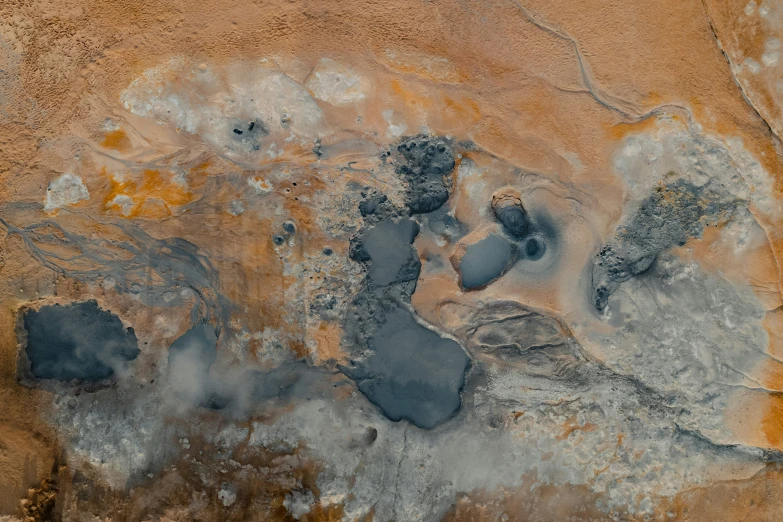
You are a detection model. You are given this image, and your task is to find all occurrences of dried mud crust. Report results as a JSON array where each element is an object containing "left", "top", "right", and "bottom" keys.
[
  {"left": 392, "top": 135, "right": 456, "bottom": 215},
  {"left": 590, "top": 178, "right": 738, "bottom": 310}
]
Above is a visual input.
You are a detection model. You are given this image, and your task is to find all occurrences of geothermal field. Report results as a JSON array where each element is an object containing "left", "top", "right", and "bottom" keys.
[{"left": 2, "top": 0, "right": 783, "bottom": 520}]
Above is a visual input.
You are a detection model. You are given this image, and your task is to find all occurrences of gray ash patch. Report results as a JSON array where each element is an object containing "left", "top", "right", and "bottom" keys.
[
  {"left": 590, "top": 179, "right": 737, "bottom": 310},
  {"left": 20, "top": 300, "right": 139, "bottom": 382},
  {"left": 421, "top": 204, "right": 468, "bottom": 242},
  {"left": 358, "top": 192, "right": 389, "bottom": 218},
  {"left": 309, "top": 291, "right": 338, "bottom": 318},
  {"left": 356, "top": 188, "right": 402, "bottom": 225}
]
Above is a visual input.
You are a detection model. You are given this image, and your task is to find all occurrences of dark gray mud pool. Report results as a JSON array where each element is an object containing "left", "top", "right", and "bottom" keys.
[
  {"left": 345, "top": 212, "right": 471, "bottom": 429},
  {"left": 459, "top": 234, "right": 516, "bottom": 290},
  {"left": 349, "top": 303, "right": 469, "bottom": 429},
  {"left": 22, "top": 300, "right": 139, "bottom": 381}
]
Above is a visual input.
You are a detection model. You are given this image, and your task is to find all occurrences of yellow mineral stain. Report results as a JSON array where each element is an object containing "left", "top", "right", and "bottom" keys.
[
  {"left": 443, "top": 96, "right": 481, "bottom": 123},
  {"left": 762, "top": 394, "right": 783, "bottom": 448},
  {"left": 381, "top": 51, "right": 465, "bottom": 84},
  {"left": 312, "top": 322, "right": 346, "bottom": 363},
  {"left": 104, "top": 168, "right": 193, "bottom": 218},
  {"left": 606, "top": 112, "right": 686, "bottom": 140},
  {"left": 556, "top": 416, "right": 597, "bottom": 441},
  {"left": 390, "top": 78, "right": 432, "bottom": 111},
  {"left": 100, "top": 129, "right": 131, "bottom": 151},
  {"left": 765, "top": 307, "right": 783, "bottom": 360}
]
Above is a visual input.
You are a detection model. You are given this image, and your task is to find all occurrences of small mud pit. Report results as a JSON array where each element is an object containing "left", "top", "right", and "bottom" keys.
[
  {"left": 459, "top": 234, "right": 516, "bottom": 289},
  {"left": 522, "top": 235, "right": 546, "bottom": 260},
  {"left": 228, "top": 117, "right": 269, "bottom": 152},
  {"left": 21, "top": 300, "right": 139, "bottom": 382}
]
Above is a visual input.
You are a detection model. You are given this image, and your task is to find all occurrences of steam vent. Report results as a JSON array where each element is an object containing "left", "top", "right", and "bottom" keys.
[{"left": 4, "top": 0, "right": 783, "bottom": 520}]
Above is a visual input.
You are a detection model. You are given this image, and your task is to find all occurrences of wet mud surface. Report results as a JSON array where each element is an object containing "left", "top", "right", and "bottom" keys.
[
  {"left": 21, "top": 300, "right": 139, "bottom": 382},
  {"left": 344, "top": 211, "right": 470, "bottom": 428},
  {"left": 459, "top": 234, "right": 517, "bottom": 289},
  {"left": 344, "top": 158, "right": 471, "bottom": 428},
  {"left": 348, "top": 303, "right": 469, "bottom": 428}
]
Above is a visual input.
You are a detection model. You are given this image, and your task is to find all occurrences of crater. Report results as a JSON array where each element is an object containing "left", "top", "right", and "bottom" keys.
[
  {"left": 523, "top": 236, "right": 546, "bottom": 260},
  {"left": 491, "top": 187, "right": 529, "bottom": 238}
]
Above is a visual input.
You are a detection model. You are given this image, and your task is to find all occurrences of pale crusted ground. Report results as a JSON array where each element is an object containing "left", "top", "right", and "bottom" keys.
[{"left": 1, "top": 0, "right": 783, "bottom": 520}]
